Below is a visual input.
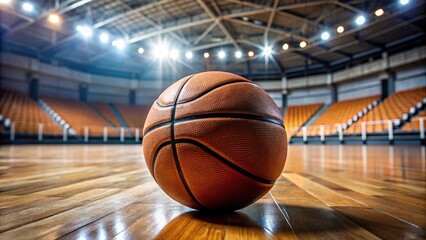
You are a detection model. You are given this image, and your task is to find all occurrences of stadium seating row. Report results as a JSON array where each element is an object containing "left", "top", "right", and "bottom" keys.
[{"left": 1, "top": 86, "right": 425, "bottom": 137}]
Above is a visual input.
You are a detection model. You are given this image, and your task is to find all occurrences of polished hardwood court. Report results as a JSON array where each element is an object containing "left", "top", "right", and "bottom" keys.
[{"left": 0, "top": 144, "right": 425, "bottom": 239}]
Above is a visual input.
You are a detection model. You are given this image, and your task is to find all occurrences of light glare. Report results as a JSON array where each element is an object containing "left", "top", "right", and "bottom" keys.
[
  {"left": 263, "top": 46, "right": 272, "bottom": 56},
  {"left": 235, "top": 51, "right": 242, "bottom": 58},
  {"left": 337, "top": 25, "right": 344, "bottom": 33},
  {"left": 400, "top": 0, "right": 409, "bottom": 5},
  {"left": 299, "top": 41, "right": 307, "bottom": 48},
  {"left": 218, "top": 51, "right": 226, "bottom": 59},
  {"left": 112, "top": 39, "right": 125, "bottom": 49},
  {"left": 48, "top": 14, "right": 60, "bottom": 24},
  {"left": 321, "top": 31, "right": 330, "bottom": 40},
  {"left": 170, "top": 49, "right": 179, "bottom": 59},
  {"left": 99, "top": 33, "right": 109, "bottom": 43},
  {"left": 185, "top": 51, "right": 193, "bottom": 59},
  {"left": 138, "top": 47, "right": 144, "bottom": 54},
  {"left": 203, "top": 52, "right": 210, "bottom": 58},
  {"left": 22, "top": 2, "right": 34, "bottom": 12},
  {"left": 355, "top": 15, "right": 366, "bottom": 25},
  {"left": 282, "top": 43, "right": 289, "bottom": 51},
  {"left": 248, "top": 51, "right": 254, "bottom": 57},
  {"left": 375, "top": 8, "right": 384, "bottom": 16}
]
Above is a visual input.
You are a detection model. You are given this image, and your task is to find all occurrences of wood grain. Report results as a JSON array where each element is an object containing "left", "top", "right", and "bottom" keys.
[{"left": 0, "top": 145, "right": 424, "bottom": 239}]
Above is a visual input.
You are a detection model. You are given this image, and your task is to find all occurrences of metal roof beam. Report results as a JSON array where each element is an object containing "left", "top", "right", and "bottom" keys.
[
  {"left": 264, "top": 0, "right": 280, "bottom": 41},
  {"left": 196, "top": 0, "right": 240, "bottom": 50},
  {"left": 42, "top": 0, "right": 171, "bottom": 51},
  {"left": 294, "top": 51, "right": 329, "bottom": 67},
  {"left": 5, "top": 0, "right": 93, "bottom": 36}
]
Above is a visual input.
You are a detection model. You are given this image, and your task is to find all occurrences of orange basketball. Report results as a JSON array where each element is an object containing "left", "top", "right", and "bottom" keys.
[{"left": 142, "top": 71, "right": 287, "bottom": 211}]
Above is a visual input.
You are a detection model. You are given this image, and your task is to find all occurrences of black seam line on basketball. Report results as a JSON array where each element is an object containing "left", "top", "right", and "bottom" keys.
[
  {"left": 156, "top": 79, "right": 249, "bottom": 108},
  {"left": 170, "top": 75, "right": 208, "bottom": 211},
  {"left": 174, "top": 138, "right": 276, "bottom": 185},
  {"left": 150, "top": 140, "right": 172, "bottom": 182},
  {"left": 143, "top": 113, "right": 284, "bottom": 137}
]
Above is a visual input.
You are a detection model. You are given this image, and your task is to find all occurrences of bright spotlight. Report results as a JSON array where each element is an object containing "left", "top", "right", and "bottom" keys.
[
  {"left": 0, "top": 0, "right": 12, "bottom": 5},
  {"left": 336, "top": 25, "right": 345, "bottom": 33},
  {"left": 375, "top": 8, "right": 384, "bottom": 16},
  {"left": 235, "top": 51, "right": 242, "bottom": 59},
  {"left": 282, "top": 43, "right": 289, "bottom": 51},
  {"left": 112, "top": 39, "right": 125, "bottom": 49},
  {"left": 99, "top": 32, "right": 109, "bottom": 43},
  {"left": 137, "top": 47, "right": 144, "bottom": 54},
  {"left": 321, "top": 31, "right": 330, "bottom": 40},
  {"left": 400, "top": 0, "right": 409, "bottom": 5},
  {"left": 203, "top": 52, "right": 210, "bottom": 59},
  {"left": 355, "top": 15, "right": 366, "bottom": 25},
  {"left": 248, "top": 51, "right": 254, "bottom": 57},
  {"left": 22, "top": 2, "right": 34, "bottom": 12},
  {"left": 299, "top": 41, "right": 307, "bottom": 48},
  {"left": 170, "top": 49, "right": 179, "bottom": 59},
  {"left": 48, "top": 14, "right": 60, "bottom": 24},
  {"left": 185, "top": 51, "right": 193, "bottom": 59},
  {"left": 218, "top": 51, "right": 226, "bottom": 59},
  {"left": 80, "top": 26, "right": 92, "bottom": 38},
  {"left": 263, "top": 46, "right": 272, "bottom": 56},
  {"left": 153, "top": 44, "right": 168, "bottom": 58}
]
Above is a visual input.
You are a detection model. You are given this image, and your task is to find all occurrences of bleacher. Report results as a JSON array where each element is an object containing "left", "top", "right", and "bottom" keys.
[
  {"left": 306, "top": 96, "right": 380, "bottom": 136},
  {"left": 41, "top": 97, "right": 113, "bottom": 136},
  {"left": 346, "top": 87, "right": 426, "bottom": 134},
  {"left": 283, "top": 103, "right": 323, "bottom": 138},
  {"left": 0, "top": 89, "right": 62, "bottom": 135},
  {"left": 402, "top": 110, "right": 426, "bottom": 132},
  {"left": 115, "top": 103, "right": 150, "bottom": 133},
  {"left": 90, "top": 102, "right": 121, "bottom": 127}
]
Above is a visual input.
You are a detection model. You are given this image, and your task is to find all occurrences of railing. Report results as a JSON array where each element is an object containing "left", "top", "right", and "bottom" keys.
[
  {"left": 286, "top": 117, "right": 425, "bottom": 143},
  {"left": 3, "top": 118, "right": 425, "bottom": 143},
  {"left": 5, "top": 121, "right": 143, "bottom": 143}
]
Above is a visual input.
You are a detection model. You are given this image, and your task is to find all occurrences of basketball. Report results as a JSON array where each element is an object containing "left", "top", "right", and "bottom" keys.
[{"left": 142, "top": 71, "right": 287, "bottom": 211}]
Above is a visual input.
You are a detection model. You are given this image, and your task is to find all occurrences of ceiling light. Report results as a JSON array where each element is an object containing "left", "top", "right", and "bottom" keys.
[
  {"left": 99, "top": 33, "right": 109, "bottom": 43},
  {"left": 375, "top": 8, "right": 384, "bottom": 16},
  {"left": 218, "top": 51, "right": 226, "bottom": 59},
  {"left": 235, "top": 51, "right": 242, "bottom": 58},
  {"left": 263, "top": 46, "right": 272, "bottom": 56},
  {"left": 153, "top": 43, "right": 168, "bottom": 58},
  {"left": 170, "top": 49, "right": 179, "bottom": 59},
  {"left": 321, "top": 31, "right": 330, "bottom": 40},
  {"left": 185, "top": 51, "right": 193, "bottom": 59},
  {"left": 299, "top": 41, "right": 307, "bottom": 48},
  {"left": 282, "top": 43, "right": 289, "bottom": 51},
  {"left": 80, "top": 26, "right": 92, "bottom": 38},
  {"left": 242, "top": 17, "right": 249, "bottom": 21},
  {"left": 22, "top": 2, "right": 34, "bottom": 12},
  {"left": 203, "top": 52, "right": 209, "bottom": 58},
  {"left": 48, "top": 14, "right": 60, "bottom": 24},
  {"left": 0, "top": 0, "right": 12, "bottom": 5},
  {"left": 137, "top": 47, "right": 144, "bottom": 54},
  {"left": 112, "top": 39, "right": 125, "bottom": 49},
  {"left": 248, "top": 51, "right": 254, "bottom": 57},
  {"left": 355, "top": 15, "right": 366, "bottom": 25},
  {"left": 337, "top": 25, "right": 345, "bottom": 33},
  {"left": 400, "top": 0, "right": 409, "bottom": 5}
]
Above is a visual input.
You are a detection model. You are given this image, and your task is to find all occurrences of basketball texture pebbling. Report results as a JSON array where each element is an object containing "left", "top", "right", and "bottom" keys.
[{"left": 142, "top": 71, "right": 287, "bottom": 211}]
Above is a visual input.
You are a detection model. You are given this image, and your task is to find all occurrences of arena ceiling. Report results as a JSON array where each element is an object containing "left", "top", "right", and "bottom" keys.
[{"left": 0, "top": 0, "right": 425, "bottom": 80}]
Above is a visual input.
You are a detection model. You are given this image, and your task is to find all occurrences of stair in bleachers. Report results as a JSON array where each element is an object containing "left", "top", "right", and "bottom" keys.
[
  {"left": 88, "top": 104, "right": 116, "bottom": 127},
  {"left": 303, "top": 104, "right": 330, "bottom": 127},
  {"left": 38, "top": 100, "right": 76, "bottom": 135},
  {"left": 109, "top": 103, "right": 129, "bottom": 128}
]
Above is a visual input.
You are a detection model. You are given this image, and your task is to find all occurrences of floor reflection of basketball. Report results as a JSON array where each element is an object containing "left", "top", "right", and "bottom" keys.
[{"left": 142, "top": 71, "right": 287, "bottom": 211}]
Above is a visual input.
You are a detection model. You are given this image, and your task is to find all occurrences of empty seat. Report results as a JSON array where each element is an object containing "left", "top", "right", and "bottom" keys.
[
  {"left": 283, "top": 103, "right": 323, "bottom": 138},
  {"left": 347, "top": 87, "right": 426, "bottom": 134}
]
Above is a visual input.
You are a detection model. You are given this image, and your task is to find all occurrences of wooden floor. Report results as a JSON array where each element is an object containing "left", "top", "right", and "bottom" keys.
[{"left": 0, "top": 144, "right": 425, "bottom": 239}]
